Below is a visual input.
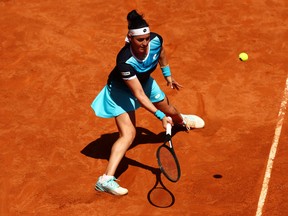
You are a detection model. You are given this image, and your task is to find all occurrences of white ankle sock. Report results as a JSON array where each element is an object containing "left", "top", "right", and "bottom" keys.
[{"left": 101, "top": 174, "right": 114, "bottom": 182}]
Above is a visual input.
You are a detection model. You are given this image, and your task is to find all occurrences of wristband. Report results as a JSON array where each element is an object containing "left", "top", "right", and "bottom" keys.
[
  {"left": 154, "top": 110, "right": 165, "bottom": 120},
  {"left": 161, "top": 65, "right": 171, "bottom": 77}
]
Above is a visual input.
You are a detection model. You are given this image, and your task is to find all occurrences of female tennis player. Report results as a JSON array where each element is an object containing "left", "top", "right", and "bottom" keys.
[{"left": 91, "top": 9, "right": 205, "bottom": 195}]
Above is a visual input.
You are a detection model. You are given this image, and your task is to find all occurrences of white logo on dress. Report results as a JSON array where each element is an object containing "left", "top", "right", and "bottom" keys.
[
  {"left": 155, "top": 94, "right": 161, "bottom": 99},
  {"left": 153, "top": 54, "right": 158, "bottom": 60}
]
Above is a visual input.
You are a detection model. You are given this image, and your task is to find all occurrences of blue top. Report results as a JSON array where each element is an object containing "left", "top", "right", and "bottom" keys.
[
  {"left": 108, "top": 32, "right": 163, "bottom": 85},
  {"left": 91, "top": 32, "right": 165, "bottom": 118}
]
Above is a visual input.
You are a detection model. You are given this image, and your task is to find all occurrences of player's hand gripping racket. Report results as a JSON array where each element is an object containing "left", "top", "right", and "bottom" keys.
[{"left": 156, "top": 118, "right": 181, "bottom": 182}]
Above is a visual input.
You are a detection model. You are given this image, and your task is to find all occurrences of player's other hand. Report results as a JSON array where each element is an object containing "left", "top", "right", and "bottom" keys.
[{"left": 165, "top": 76, "right": 183, "bottom": 90}]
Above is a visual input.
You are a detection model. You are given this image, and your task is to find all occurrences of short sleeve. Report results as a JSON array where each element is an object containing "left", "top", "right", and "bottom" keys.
[{"left": 117, "top": 63, "right": 137, "bottom": 80}]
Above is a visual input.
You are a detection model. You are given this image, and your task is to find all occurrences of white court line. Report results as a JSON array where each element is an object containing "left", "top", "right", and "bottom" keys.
[{"left": 256, "top": 75, "right": 288, "bottom": 216}]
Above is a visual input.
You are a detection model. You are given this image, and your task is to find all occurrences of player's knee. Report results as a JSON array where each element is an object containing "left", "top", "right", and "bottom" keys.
[
  {"left": 123, "top": 127, "right": 136, "bottom": 144},
  {"left": 130, "top": 127, "right": 136, "bottom": 141}
]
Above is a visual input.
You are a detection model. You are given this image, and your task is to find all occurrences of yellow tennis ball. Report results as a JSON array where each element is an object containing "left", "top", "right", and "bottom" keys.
[{"left": 239, "top": 52, "right": 248, "bottom": 61}]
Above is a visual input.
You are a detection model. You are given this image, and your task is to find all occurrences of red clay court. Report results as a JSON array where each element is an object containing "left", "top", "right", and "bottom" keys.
[{"left": 1, "top": 0, "right": 288, "bottom": 215}]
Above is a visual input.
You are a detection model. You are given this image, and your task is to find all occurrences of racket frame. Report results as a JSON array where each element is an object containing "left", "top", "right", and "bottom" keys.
[{"left": 156, "top": 121, "right": 181, "bottom": 182}]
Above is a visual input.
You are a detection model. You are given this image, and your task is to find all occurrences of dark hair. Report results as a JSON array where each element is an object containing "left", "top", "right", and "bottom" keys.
[{"left": 127, "top": 10, "right": 149, "bottom": 30}]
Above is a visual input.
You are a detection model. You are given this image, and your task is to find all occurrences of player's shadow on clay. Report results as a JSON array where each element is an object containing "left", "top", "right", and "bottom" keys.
[
  {"left": 81, "top": 127, "right": 183, "bottom": 207},
  {"left": 81, "top": 127, "right": 183, "bottom": 178}
]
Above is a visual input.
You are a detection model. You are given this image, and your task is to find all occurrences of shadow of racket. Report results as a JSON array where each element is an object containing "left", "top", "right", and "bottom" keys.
[{"left": 147, "top": 168, "right": 175, "bottom": 208}]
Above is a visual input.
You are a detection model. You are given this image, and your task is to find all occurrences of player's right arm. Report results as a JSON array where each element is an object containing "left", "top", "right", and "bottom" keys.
[{"left": 124, "top": 77, "right": 172, "bottom": 128}]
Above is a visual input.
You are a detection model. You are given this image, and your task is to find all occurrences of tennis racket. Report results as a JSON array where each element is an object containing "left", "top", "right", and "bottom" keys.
[{"left": 156, "top": 118, "right": 181, "bottom": 182}]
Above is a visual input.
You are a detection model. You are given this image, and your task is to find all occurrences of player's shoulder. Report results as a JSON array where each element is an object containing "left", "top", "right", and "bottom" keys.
[
  {"left": 150, "top": 32, "right": 163, "bottom": 44},
  {"left": 116, "top": 44, "right": 132, "bottom": 63}
]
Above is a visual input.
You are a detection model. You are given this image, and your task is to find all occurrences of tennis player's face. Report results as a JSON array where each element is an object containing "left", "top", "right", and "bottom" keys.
[{"left": 130, "top": 34, "right": 150, "bottom": 56}]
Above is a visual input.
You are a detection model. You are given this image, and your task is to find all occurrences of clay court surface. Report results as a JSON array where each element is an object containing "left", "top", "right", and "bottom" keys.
[{"left": 1, "top": 0, "right": 288, "bottom": 215}]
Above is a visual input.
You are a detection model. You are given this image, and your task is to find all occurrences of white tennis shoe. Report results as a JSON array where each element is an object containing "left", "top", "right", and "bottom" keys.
[
  {"left": 181, "top": 114, "right": 205, "bottom": 130},
  {"left": 95, "top": 175, "right": 128, "bottom": 196}
]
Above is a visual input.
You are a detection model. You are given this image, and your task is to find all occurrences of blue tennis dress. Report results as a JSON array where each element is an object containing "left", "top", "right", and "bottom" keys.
[{"left": 91, "top": 32, "right": 166, "bottom": 118}]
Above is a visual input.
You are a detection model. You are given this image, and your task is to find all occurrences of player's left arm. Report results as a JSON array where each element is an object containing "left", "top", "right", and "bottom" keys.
[{"left": 158, "top": 46, "right": 183, "bottom": 90}]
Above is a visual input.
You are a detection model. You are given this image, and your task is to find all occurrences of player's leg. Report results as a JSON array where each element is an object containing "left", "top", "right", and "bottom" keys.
[
  {"left": 154, "top": 96, "right": 183, "bottom": 124},
  {"left": 95, "top": 111, "right": 136, "bottom": 195},
  {"left": 154, "top": 96, "right": 205, "bottom": 130},
  {"left": 145, "top": 77, "right": 204, "bottom": 130},
  {"left": 106, "top": 111, "right": 136, "bottom": 175}
]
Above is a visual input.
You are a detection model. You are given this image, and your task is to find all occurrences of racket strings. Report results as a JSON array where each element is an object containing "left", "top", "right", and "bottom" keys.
[{"left": 158, "top": 146, "right": 179, "bottom": 181}]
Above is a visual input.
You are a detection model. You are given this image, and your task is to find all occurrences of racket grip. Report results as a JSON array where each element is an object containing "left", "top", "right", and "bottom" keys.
[{"left": 166, "top": 117, "right": 172, "bottom": 135}]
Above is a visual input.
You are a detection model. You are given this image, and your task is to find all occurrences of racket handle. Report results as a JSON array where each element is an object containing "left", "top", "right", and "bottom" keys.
[{"left": 166, "top": 117, "right": 172, "bottom": 135}]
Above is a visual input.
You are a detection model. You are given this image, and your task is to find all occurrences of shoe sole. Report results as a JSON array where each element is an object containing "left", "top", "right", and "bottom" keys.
[{"left": 95, "top": 184, "right": 128, "bottom": 196}]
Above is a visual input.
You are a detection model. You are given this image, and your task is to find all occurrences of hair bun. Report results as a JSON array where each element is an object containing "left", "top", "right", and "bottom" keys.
[
  {"left": 127, "top": 10, "right": 141, "bottom": 22},
  {"left": 127, "top": 10, "right": 149, "bottom": 30}
]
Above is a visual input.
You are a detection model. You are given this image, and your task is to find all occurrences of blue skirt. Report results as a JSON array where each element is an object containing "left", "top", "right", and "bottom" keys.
[{"left": 91, "top": 77, "right": 165, "bottom": 118}]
